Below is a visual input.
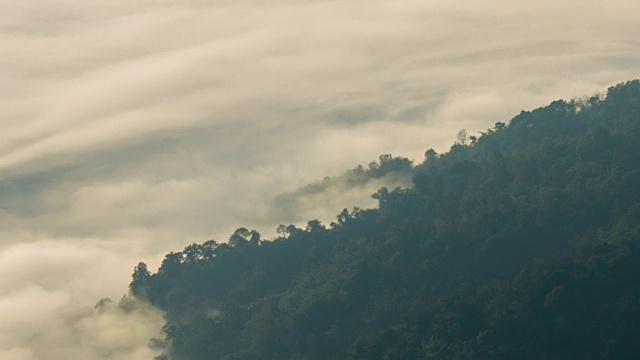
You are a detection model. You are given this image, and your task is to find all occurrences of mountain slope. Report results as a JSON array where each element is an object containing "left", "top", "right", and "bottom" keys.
[{"left": 133, "top": 80, "right": 640, "bottom": 360}]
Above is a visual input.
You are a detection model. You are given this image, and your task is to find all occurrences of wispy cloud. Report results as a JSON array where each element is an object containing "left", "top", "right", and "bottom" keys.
[{"left": 1, "top": 0, "right": 640, "bottom": 358}]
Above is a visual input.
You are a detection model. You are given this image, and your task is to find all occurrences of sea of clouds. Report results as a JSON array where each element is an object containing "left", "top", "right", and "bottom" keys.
[{"left": 1, "top": 0, "right": 640, "bottom": 358}]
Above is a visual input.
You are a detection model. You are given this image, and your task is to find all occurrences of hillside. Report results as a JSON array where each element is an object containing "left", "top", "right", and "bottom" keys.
[{"left": 132, "top": 80, "right": 640, "bottom": 360}]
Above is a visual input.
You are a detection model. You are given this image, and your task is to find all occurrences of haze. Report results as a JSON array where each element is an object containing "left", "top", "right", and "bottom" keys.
[{"left": 1, "top": 0, "right": 639, "bottom": 358}]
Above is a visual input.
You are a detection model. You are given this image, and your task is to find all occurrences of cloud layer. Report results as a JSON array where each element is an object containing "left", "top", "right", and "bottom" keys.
[{"left": 2, "top": 0, "right": 640, "bottom": 358}]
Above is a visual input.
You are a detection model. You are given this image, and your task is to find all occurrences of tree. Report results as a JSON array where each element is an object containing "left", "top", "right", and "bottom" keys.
[
  {"left": 277, "top": 224, "right": 289, "bottom": 238},
  {"left": 337, "top": 208, "right": 350, "bottom": 224},
  {"left": 456, "top": 129, "right": 469, "bottom": 146},
  {"left": 425, "top": 148, "right": 438, "bottom": 161},
  {"left": 130, "top": 262, "right": 151, "bottom": 297},
  {"left": 229, "top": 227, "right": 251, "bottom": 246},
  {"left": 306, "top": 219, "right": 326, "bottom": 233},
  {"left": 249, "top": 230, "right": 262, "bottom": 245}
]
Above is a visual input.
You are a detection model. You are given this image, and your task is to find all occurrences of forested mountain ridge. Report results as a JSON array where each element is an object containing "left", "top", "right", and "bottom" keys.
[
  {"left": 132, "top": 80, "right": 640, "bottom": 360},
  {"left": 269, "top": 153, "right": 414, "bottom": 224}
]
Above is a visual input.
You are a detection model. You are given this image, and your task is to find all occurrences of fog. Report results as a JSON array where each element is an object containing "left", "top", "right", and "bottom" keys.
[{"left": 1, "top": 0, "right": 640, "bottom": 358}]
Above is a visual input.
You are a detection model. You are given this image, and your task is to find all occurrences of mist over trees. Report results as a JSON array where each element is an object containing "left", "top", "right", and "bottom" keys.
[
  {"left": 270, "top": 154, "right": 414, "bottom": 224},
  {"left": 133, "top": 80, "right": 640, "bottom": 359}
]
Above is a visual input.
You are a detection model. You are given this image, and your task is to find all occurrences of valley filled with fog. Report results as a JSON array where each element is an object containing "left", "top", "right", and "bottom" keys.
[{"left": 1, "top": 0, "right": 640, "bottom": 358}]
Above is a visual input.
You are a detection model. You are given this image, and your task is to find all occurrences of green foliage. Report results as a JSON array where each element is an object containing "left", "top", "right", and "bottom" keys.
[{"left": 135, "top": 80, "right": 640, "bottom": 360}]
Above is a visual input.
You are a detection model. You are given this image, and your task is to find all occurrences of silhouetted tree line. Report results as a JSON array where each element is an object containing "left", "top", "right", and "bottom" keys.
[{"left": 132, "top": 80, "right": 640, "bottom": 360}]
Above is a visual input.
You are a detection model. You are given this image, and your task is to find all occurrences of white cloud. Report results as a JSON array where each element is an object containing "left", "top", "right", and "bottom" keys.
[
  {"left": 0, "top": 286, "right": 68, "bottom": 332},
  {"left": 1, "top": 0, "right": 640, "bottom": 358},
  {"left": 0, "top": 347, "right": 35, "bottom": 360},
  {"left": 0, "top": 241, "right": 165, "bottom": 360}
]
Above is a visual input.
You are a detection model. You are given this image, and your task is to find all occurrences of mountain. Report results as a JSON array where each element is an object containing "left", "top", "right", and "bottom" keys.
[
  {"left": 132, "top": 80, "right": 640, "bottom": 360},
  {"left": 269, "top": 153, "right": 414, "bottom": 225}
]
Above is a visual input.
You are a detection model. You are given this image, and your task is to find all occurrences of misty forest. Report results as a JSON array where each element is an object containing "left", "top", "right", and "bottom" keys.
[{"left": 124, "top": 80, "right": 640, "bottom": 359}]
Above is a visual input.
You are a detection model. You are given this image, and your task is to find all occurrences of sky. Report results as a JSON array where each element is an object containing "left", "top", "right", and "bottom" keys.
[{"left": 1, "top": 0, "right": 640, "bottom": 358}]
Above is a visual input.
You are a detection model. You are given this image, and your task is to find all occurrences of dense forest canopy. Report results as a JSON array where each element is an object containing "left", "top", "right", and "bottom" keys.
[{"left": 133, "top": 80, "right": 640, "bottom": 359}]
